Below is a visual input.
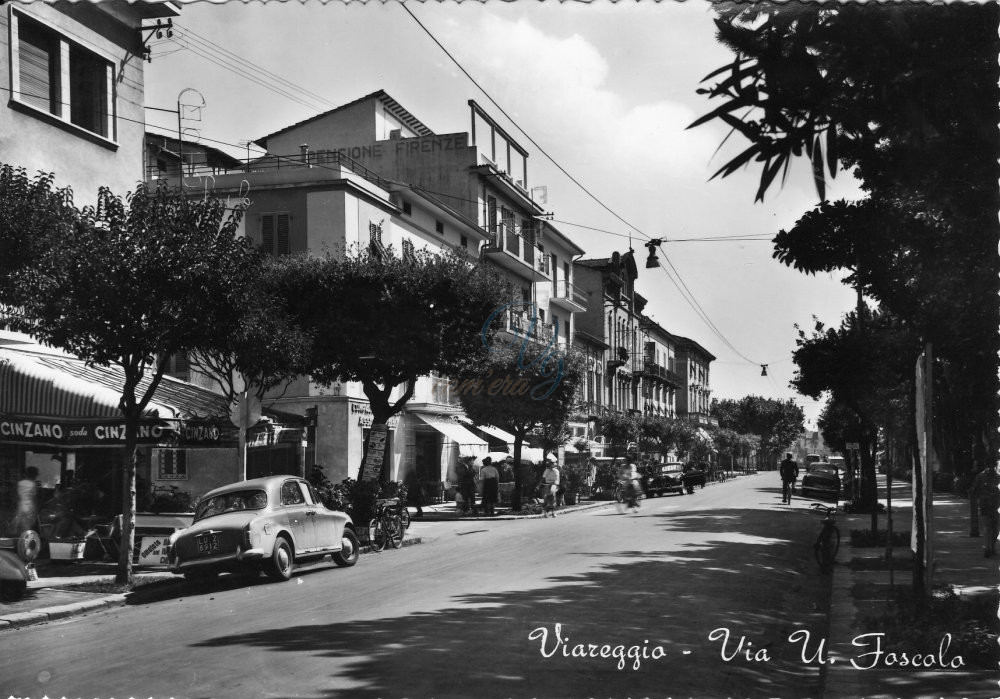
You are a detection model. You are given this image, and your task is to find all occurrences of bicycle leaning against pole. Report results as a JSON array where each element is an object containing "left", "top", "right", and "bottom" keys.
[
  {"left": 369, "top": 498, "right": 405, "bottom": 552},
  {"left": 812, "top": 503, "right": 840, "bottom": 571}
]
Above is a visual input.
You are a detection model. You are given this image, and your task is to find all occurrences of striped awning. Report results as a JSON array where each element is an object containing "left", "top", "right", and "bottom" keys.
[{"left": 0, "top": 347, "right": 229, "bottom": 420}]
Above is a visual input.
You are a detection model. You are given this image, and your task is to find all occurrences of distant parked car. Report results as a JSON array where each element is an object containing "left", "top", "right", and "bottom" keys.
[
  {"left": 168, "top": 476, "right": 359, "bottom": 584},
  {"left": 682, "top": 463, "right": 707, "bottom": 490},
  {"left": 800, "top": 462, "right": 841, "bottom": 500},
  {"left": 643, "top": 463, "right": 688, "bottom": 497}
]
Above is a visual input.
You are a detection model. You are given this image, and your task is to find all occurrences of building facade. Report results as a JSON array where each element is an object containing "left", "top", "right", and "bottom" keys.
[{"left": 2, "top": 1, "right": 178, "bottom": 203}]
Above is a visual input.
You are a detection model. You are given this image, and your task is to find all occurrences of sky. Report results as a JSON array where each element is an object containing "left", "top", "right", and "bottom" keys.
[{"left": 146, "top": 0, "right": 864, "bottom": 429}]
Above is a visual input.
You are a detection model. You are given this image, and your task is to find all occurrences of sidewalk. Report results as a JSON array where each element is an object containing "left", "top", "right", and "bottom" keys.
[
  {"left": 824, "top": 480, "right": 999, "bottom": 698},
  {"left": 0, "top": 528, "right": 425, "bottom": 632}
]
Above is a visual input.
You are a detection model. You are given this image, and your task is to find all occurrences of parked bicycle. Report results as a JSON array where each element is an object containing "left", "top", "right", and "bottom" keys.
[
  {"left": 812, "top": 503, "right": 840, "bottom": 571},
  {"left": 369, "top": 498, "right": 404, "bottom": 552}
]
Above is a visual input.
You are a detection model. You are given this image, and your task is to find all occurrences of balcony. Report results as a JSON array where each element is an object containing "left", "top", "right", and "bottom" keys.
[
  {"left": 550, "top": 279, "right": 587, "bottom": 313},
  {"left": 643, "top": 361, "right": 682, "bottom": 388},
  {"left": 482, "top": 224, "right": 549, "bottom": 277},
  {"left": 503, "top": 309, "right": 558, "bottom": 347}
]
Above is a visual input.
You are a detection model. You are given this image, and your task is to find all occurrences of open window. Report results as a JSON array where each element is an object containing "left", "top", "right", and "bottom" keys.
[{"left": 10, "top": 9, "right": 115, "bottom": 142}]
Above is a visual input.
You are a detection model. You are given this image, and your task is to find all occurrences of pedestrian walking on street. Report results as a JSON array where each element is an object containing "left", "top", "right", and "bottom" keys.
[
  {"left": 405, "top": 467, "right": 425, "bottom": 519},
  {"left": 540, "top": 461, "right": 560, "bottom": 517},
  {"left": 969, "top": 460, "right": 1000, "bottom": 557},
  {"left": 779, "top": 453, "right": 798, "bottom": 504},
  {"left": 479, "top": 457, "right": 499, "bottom": 516}
]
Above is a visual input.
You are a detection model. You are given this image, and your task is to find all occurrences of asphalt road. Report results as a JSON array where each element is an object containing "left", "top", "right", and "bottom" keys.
[{"left": 2, "top": 473, "right": 834, "bottom": 699}]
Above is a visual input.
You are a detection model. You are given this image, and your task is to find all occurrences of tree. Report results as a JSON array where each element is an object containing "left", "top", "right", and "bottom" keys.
[
  {"left": 693, "top": 3, "right": 1000, "bottom": 477},
  {"left": 712, "top": 396, "right": 805, "bottom": 469},
  {"left": 269, "top": 246, "right": 511, "bottom": 478},
  {"left": 0, "top": 174, "right": 258, "bottom": 585},
  {"left": 530, "top": 419, "right": 573, "bottom": 465},
  {"left": 455, "top": 342, "right": 584, "bottom": 511},
  {"left": 597, "top": 411, "right": 640, "bottom": 464}
]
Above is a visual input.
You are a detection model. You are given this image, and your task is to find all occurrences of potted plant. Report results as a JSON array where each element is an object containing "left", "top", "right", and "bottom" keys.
[{"left": 560, "top": 461, "right": 590, "bottom": 505}]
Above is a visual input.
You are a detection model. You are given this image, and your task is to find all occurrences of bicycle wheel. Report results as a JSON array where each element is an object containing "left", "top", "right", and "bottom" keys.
[
  {"left": 614, "top": 484, "right": 624, "bottom": 503},
  {"left": 400, "top": 506, "right": 411, "bottom": 530},
  {"left": 387, "top": 513, "right": 404, "bottom": 549},
  {"left": 369, "top": 517, "right": 388, "bottom": 552},
  {"left": 814, "top": 527, "right": 839, "bottom": 569}
]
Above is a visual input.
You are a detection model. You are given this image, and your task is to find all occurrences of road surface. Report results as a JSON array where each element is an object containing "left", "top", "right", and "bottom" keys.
[{"left": 2, "top": 472, "right": 834, "bottom": 698}]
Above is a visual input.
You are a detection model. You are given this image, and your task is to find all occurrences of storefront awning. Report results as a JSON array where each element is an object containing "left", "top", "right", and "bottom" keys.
[
  {"left": 0, "top": 347, "right": 237, "bottom": 448},
  {"left": 414, "top": 414, "right": 488, "bottom": 449},
  {"left": 455, "top": 416, "right": 516, "bottom": 444}
]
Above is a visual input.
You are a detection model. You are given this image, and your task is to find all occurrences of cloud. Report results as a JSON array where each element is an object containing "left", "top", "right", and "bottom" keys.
[{"left": 450, "top": 14, "right": 721, "bottom": 183}]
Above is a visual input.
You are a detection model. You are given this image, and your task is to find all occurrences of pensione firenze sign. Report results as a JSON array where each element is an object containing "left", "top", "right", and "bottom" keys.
[{"left": 0, "top": 416, "right": 238, "bottom": 448}]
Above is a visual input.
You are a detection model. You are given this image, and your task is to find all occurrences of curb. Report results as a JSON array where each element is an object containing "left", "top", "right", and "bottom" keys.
[
  {"left": 0, "top": 594, "right": 127, "bottom": 630},
  {"left": 3, "top": 536, "right": 423, "bottom": 632}
]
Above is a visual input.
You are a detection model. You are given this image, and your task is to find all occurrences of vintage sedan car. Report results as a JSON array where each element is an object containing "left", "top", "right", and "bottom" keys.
[
  {"left": 800, "top": 462, "right": 841, "bottom": 500},
  {"left": 168, "top": 476, "right": 359, "bottom": 583},
  {"left": 643, "top": 462, "right": 688, "bottom": 497}
]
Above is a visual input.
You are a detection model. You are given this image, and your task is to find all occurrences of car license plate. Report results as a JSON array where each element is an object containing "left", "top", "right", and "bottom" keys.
[{"left": 197, "top": 534, "right": 220, "bottom": 555}]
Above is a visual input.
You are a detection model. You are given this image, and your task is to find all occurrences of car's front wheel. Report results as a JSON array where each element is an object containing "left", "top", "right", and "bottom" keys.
[
  {"left": 333, "top": 529, "right": 360, "bottom": 567},
  {"left": 265, "top": 537, "right": 293, "bottom": 581}
]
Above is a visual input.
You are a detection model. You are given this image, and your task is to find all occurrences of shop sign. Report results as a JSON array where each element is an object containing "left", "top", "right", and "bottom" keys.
[
  {"left": 360, "top": 424, "right": 388, "bottom": 482},
  {"left": 0, "top": 416, "right": 238, "bottom": 447},
  {"left": 351, "top": 403, "right": 399, "bottom": 429},
  {"left": 138, "top": 536, "right": 170, "bottom": 566}
]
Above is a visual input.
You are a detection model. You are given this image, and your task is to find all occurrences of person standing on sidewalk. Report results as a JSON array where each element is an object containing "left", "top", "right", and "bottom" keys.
[
  {"left": 458, "top": 456, "right": 478, "bottom": 515},
  {"left": 779, "top": 453, "right": 798, "bottom": 504},
  {"left": 479, "top": 457, "right": 499, "bottom": 516},
  {"left": 540, "top": 461, "right": 560, "bottom": 517},
  {"left": 14, "top": 466, "right": 39, "bottom": 534},
  {"left": 969, "top": 460, "right": 1000, "bottom": 557}
]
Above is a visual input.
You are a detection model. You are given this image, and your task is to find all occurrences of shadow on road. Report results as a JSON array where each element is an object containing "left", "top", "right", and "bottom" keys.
[{"left": 190, "top": 498, "right": 833, "bottom": 699}]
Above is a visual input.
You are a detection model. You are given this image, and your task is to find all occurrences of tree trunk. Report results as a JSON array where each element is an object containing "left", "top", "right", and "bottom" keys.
[
  {"left": 511, "top": 435, "right": 524, "bottom": 511},
  {"left": 115, "top": 410, "right": 139, "bottom": 587}
]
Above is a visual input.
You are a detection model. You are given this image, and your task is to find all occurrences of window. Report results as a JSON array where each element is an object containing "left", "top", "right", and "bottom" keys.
[
  {"left": 436, "top": 220, "right": 444, "bottom": 235},
  {"left": 459, "top": 234, "right": 468, "bottom": 248},
  {"left": 158, "top": 450, "right": 187, "bottom": 480},
  {"left": 11, "top": 11, "right": 114, "bottom": 140},
  {"left": 369, "top": 219, "right": 387, "bottom": 259},
  {"left": 261, "top": 213, "right": 290, "bottom": 256},
  {"left": 280, "top": 480, "right": 305, "bottom": 506},
  {"left": 402, "top": 201, "right": 412, "bottom": 216}
]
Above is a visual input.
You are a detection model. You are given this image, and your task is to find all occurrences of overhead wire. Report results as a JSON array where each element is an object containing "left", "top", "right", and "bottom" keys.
[{"left": 400, "top": 4, "right": 781, "bottom": 371}]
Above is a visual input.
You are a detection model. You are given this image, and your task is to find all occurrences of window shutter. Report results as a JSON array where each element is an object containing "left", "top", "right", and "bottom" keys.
[
  {"left": 18, "top": 22, "right": 56, "bottom": 113},
  {"left": 261, "top": 214, "right": 275, "bottom": 254},
  {"left": 276, "top": 213, "right": 290, "bottom": 255}
]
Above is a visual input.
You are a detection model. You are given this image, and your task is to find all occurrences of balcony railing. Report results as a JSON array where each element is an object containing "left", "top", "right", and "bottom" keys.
[
  {"left": 557, "top": 277, "right": 587, "bottom": 302},
  {"left": 146, "top": 150, "right": 396, "bottom": 192},
  {"left": 484, "top": 225, "right": 548, "bottom": 274},
  {"left": 643, "top": 361, "right": 682, "bottom": 386}
]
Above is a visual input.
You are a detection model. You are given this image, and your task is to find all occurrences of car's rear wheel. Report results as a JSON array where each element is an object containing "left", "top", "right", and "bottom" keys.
[
  {"left": 265, "top": 537, "right": 293, "bottom": 581},
  {"left": 0, "top": 579, "right": 27, "bottom": 602},
  {"left": 333, "top": 529, "right": 360, "bottom": 567}
]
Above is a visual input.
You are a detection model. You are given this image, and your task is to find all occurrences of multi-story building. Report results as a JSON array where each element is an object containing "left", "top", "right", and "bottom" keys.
[
  {"left": 575, "top": 251, "right": 645, "bottom": 416},
  {"left": 674, "top": 336, "right": 716, "bottom": 426},
  {"left": 638, "top": 316, "right": 681, "bottom": 419},
  {"left": 2, "top": 1, "right": 179, "bottom": 202},
  {"left": 153, "top": 91, "right": 588, "bottom": 490}
]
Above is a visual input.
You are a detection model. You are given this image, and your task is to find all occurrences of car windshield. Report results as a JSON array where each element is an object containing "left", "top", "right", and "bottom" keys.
[
  {"left": 195, "top": 490, "right": 267, "bottom": 521},
  {"left": 662, "top": 466, "right": 684, "bottom": 474},
  {"left": 809, "top": 466, "right": 837, "bottom": 477}
]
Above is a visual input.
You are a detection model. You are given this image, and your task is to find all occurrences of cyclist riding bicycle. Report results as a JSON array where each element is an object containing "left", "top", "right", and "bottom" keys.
[
  {"left": 618, "top": 461, "right": 641, "bottom": 512},
  {"left": 779, "top": 453, "right": 799, "bottom": 504}
]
